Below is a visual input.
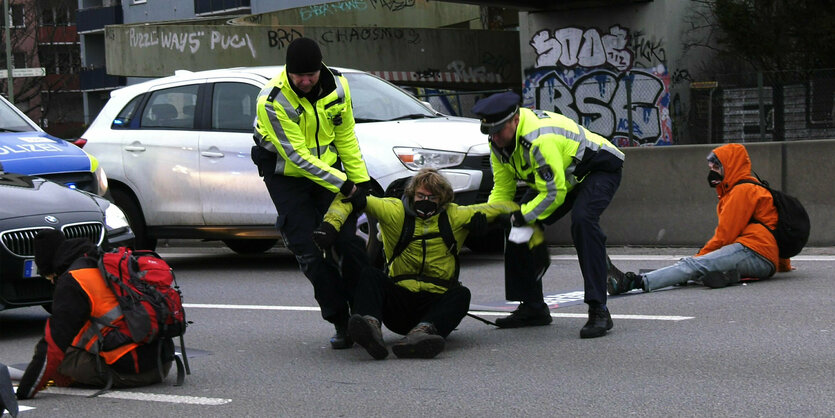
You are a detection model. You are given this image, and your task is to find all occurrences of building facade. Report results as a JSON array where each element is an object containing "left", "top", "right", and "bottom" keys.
[{"left": 2, "top": 0, "right": 83, "bottom": 138}]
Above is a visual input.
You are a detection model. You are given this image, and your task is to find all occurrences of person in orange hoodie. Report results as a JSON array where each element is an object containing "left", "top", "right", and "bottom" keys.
[{"left": 607, "top": 143, "right": 791, "bottom": 294}]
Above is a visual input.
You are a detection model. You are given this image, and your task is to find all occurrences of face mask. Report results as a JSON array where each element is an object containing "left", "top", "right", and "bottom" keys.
[
  {"left": 413, "top": 199, "right": 439, "bottom": 218},
  {"left": 707, "top": 170, "right": 724, "bottom": 188}
]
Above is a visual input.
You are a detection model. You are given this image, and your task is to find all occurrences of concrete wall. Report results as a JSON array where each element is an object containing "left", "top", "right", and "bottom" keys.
[
  {"left": 545, "top": 140, "right": 835, "bottom": 248},
  {"left": 105, "top": 24, "right": 520, "bottom": 91}
]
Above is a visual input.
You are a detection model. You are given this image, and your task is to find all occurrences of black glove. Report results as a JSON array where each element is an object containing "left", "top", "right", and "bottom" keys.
[
  {"left": 340, "top": 186, "right": 368, "bottom": 213},
  {"left": 464, "top": 212, "right": 488, "bottom": 237},
  {"left": 312, "top": 222, "right": 338, "bottom": 251},
  {"left": 496, "top": 210, "right": 526, "bottom": 228}
]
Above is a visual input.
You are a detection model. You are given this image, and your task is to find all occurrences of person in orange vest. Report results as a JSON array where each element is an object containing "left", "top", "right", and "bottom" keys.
[{"left": 16, "top": 230, "right": 173, "bottom": 399}]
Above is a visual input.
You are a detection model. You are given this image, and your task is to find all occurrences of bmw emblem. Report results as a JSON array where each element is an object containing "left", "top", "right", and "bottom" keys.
[{"left": 44, "top": 216, "right": 59, "bottom": 224}]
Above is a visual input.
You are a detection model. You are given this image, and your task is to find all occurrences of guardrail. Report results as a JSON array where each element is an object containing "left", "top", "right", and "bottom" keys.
[{"left": 543, "top": 139, "right": 835, "bottom": 247}]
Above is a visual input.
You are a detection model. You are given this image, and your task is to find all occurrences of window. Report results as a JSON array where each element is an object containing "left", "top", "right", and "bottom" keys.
[
  {"left": 13, "top": 53, "right": 25, "bottom": 69},
  {"left": 194, "top": 0, "right": 250, "bottom": 15},
  {"left": 112, "top": 95, "right": 144, "bottom": 129},
  {"left": 212, "top": 82, "right": 259, "bottom": 131},
  {"left": 55, "top": 5, "right": 70, "bottom": 25},
  {"left": 11, "top": 5, "right": 24, "bottom": 27},
  {"left": 140, "top": 85, "right": 199, "bottom": 129},
  {"left": 41, "top": 5, "right": 54, "bottom": 26}
]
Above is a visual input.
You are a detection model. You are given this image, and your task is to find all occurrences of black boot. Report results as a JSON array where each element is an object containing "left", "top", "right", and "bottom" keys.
[
  {"left": 348, "top": 314, "right": 388, "bottom": 360},
  {"left": 580, "top": 306, "right": 613, "bottom": 339},
  {"left": 606, "top": 257, "right": 643, "bottom": 295},
  {"left": 495, "top": 302, "right": 552, "bottom": 328},
  {"left": 701, "top": 270, "right": 741, "bottom": 289},
  {"left": 330, "top": 319, "right": 354, "bottom": 349},
  {"left": 391, "top": 322, "right": 445, "bottom": 359}
]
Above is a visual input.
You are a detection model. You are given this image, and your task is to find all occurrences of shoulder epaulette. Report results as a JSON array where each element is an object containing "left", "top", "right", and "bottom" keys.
[{"left": 266, "top": 86, "right": 280, "bottom": 102}]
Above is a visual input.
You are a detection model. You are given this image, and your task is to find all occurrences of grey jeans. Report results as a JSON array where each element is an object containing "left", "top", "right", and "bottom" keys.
[{"left": 643, "top": 243, "right": 775, "bottom": 291}]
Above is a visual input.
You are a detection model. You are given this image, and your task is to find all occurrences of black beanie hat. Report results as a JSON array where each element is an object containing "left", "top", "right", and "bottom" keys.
[
  {"left": 34, "top": 229, "right": 65, "bottom": 276},
  {"left": 285, "top": 37, "right": 323, "bottom": 74}
]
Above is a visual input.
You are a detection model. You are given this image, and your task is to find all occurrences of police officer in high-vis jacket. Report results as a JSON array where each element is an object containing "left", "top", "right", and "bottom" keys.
[
  {"left": 251, "top": 37, "right": 370, "bottom": 349},
  {"left": 472, "top": 92, "right": 625, "bottom": 339}
]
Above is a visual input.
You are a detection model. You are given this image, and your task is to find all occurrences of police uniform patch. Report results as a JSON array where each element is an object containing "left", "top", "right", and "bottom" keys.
[{"left": 537, "top": 165, "right": 554, "bottom": 181}]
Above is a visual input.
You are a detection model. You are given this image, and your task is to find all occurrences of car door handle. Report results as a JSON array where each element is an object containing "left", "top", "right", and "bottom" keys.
[
  {"left": 124, "top": 145, "right": 146, "bottom": 152},
  {"left": 201, "top": 151, "right": 224, "bottom": 158}
]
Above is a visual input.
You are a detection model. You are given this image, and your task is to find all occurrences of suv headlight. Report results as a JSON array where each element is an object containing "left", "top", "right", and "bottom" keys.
[
  {"left": 105, "top": 202, "right": 130, "bottom": 231},
  {"left": 393, "top": 147, "right": 466, "bottom": 171}
]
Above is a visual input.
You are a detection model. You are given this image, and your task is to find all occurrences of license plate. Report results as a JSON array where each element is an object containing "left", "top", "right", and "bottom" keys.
[{"left": 23, "top": 259, "right": 39, "bottom": 278}]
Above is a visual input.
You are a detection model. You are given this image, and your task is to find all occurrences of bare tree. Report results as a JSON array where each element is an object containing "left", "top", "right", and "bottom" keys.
[
  {"left": 684, "top": 0, "right": 835, "bottom": 140},
  {"left": 2, "top": 0, "right": 80, "bottom": 136}
]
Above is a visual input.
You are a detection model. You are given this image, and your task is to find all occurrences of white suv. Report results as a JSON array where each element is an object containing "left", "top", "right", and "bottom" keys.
[{"left": 80, "top": 66, "right": 497, "bottom": 254}]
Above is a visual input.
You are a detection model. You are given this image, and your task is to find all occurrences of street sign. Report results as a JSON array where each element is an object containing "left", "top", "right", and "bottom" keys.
[
  {"left": 690, "top": 81, "right": 718, "bottom": 89},
  {"left": 0, "top": 67, "right": 46, "bottom": 78}
]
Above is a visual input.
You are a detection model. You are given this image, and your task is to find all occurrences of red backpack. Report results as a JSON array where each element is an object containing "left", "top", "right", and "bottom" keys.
[{"left": 97, "top": 247, "right": 190, "bottom": 385}]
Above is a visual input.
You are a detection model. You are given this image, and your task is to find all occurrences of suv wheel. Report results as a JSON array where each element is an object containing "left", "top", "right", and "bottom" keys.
[
  {"left": 223, "top": 239, "right": 278, "bottom": 254},
  {"left": 111, "top": 188, "right": 158, "bottom": 251}
]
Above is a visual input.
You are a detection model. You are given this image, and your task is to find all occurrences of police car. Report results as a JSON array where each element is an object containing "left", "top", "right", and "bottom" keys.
[
  {"left": 0, "top": 94, "right": 108, "bottom": 195},
  {"left": 78, "top": 66, "right": 500, "bottom": 254},
  {"left": 0, "top": 171, "right": 133, "bottom": 312}
]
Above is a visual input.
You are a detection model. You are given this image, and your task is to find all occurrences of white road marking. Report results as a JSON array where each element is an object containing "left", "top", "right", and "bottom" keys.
[
  {"left": 42, "top": 387, "right": 231, "bottom": 405},
  {"left": 183, "top": 304, "right": 691, "bottom": 321},
  {"left": 560, "top": 255, "right": 835, "bottom": 261},
  {"left": 8, "top": 386, "right": 35, "bottom": 412},
  {"left": 469, "top": 310, "right": 693, "bottom": 321},
  {"left": 184, "top": 303, "right": 319, "bottom": 311}
]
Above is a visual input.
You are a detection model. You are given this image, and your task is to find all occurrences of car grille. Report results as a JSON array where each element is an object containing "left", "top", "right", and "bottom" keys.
[{"left": 1, "top": 223, "right": 103, "bottom": 257}]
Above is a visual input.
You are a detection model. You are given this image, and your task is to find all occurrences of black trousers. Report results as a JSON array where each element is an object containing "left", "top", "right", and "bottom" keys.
[
  {"left": 504, "top": 169, "right": 622, "bottom": 307},
  {"left": 353, "top": 266, "right": 471, "bottom": 338},
  {"left": 263, "top": 174, "right": 368, "bottom": 324}
]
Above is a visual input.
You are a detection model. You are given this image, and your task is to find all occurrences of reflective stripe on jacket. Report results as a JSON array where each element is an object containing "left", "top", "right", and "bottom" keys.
[
  {"left": 253, "top": 66, "right": 369, "bottom": 192},
  {"left": 70, "top": 267, "right": 139, "bottom": 365},
  {"left": 324, "top": 194, "right": 537, "bottom": 293},
  {"left": 488, "top": 107, "right": 624, "bottom": 223}
]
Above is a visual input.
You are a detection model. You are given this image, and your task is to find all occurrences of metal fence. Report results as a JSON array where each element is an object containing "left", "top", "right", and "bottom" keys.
[{"left": 692, "top": 68, "right": 835, "bottom": 144}]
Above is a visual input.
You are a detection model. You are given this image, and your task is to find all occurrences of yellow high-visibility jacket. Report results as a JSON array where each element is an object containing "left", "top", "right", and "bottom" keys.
[
  {"left": 254, "top": 66, "right": 369, "bottom": 192},
  {"left": 324, "top": 194, "right": 542, "bottom": 294},
  {"left": 488, "top": 107, "right": 624, "bottom": 223}
]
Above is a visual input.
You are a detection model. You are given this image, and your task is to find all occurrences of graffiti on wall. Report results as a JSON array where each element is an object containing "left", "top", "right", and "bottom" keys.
[
  {"left": 299, "top": 0, "right": 416, "bottom": 21},
  {"left": 128, "top": 27, "right": 257, "bottom": 58},
  {"left": 525, "top": 25, "right": 672, "bottom": 146}
]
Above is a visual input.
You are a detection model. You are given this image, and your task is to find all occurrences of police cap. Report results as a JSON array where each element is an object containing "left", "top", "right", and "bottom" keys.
[{"left": 472, "top": 91, "right": 521, "bottom": 135}]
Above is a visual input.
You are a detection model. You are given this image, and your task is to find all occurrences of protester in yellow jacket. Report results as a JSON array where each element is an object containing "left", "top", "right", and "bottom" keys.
[
  {"left": 608, "top": 143, "right": 792, "bottom": 294},
  {"left": 314, "top": 169, "right": 530, "bottom": 359},
  {"left": 251, "top": 37, "right": 369, "bottom": 349},
  {"left": 472, "top": 91, "right": 625, "bottom": 339}
]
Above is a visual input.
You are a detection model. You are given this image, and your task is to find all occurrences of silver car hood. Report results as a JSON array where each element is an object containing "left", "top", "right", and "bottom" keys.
[{"left": 355, "top": 116, "right": 489, "bottom": 154}]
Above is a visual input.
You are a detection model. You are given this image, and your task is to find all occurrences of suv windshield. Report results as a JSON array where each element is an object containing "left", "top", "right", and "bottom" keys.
[
  {"left": 344, "top": 72, "right": 436, "bottom": 123},
  {"left": 0, "top": 100, "right": 37, "bottom": 132}
]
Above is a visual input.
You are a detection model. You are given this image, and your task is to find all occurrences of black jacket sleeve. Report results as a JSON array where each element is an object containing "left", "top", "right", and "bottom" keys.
[{"left": 16, "top": 271, "right": 90, "bottom": 400}]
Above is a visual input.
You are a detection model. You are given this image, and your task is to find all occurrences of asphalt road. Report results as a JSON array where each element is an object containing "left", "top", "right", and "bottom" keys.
[{"left": 2, "top": 244, "right": 834, "bottom": 417}]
